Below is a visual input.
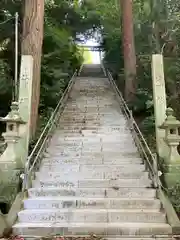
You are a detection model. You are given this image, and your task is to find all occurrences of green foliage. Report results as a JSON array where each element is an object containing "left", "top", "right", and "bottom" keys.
[
  {"left": 95, "top": 0, "right": 180, "bottom": 214},
  {"left": 0, "top": 59, "right": 12, "bottom": 96},
  {"left": 139, "top": 115, "right": 156, "bottom": 151},
  {"left": 0, "top": 0, "right": 97, "bottom": 138},
  {"left": 167, "top": 184, "right": 180, "bottom": 213}
]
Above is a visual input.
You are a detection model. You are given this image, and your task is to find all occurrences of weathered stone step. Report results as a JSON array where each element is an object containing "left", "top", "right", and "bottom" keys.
[
  {"left": 61, "top": 113, "right": 123, "bottom": 118},
  {"left": 46, "top": 145, "right": 137, "bottom": 152},
  {"left": 48, "top": 140, "right": 136, "bottom": 148},
  {"left": 51, "top": 136, "right": 134, "bottom": 143},
  {"left": 59, "top": 123, "right": 127, "bottom": 128},
  {"left": 106, "top": 237, "right": 172, "bottom": 240},
  {"left": 18, "top": 209, "right": 166, "bottom": 223},
  {"left": 28, "top": 187, "right": 156, "bottom": 198},
  {"left": 64, "top": 104, "right": 119, "bottom": 107},
  {"left": 36, "top": 170, "right": 148, "bottom": 180},
  {"left": 46, "top": 148, "right": 138, "bottom": 155},
  {"left": 59, "top": 120, "right": 126, "bottom": 125},
  {"left": 13, "top": 222, "right": 172, "bottom": 237},
  {"left": 62, "top": 112, "right": 121, "bottom": 116},
  {"left": 64, "top": 105, "right": 119, "bottom": 108},
  {"left": 39, "top": 164, "right": 146, "bottom": 174},
  {"left": 50, "top": 133, "right": 133, "bottom": 139},
  {"left": 33, "top": 178, "right": 152, "bottom": 188},
  {"left": 43, "top": 149, "right": 138, "bottom": 159},
  {"left": 60, "top": 112, "right": 120, "bottom": 116},
  {"left": 43, "top": 151, "right": 82, "bottom": 158},
  {"left": 42, "top": 157, "right": 143, "bottom": 165},
  {"left": 57, "top": 127, "right": 131, "bottom": 134},
  {"left": 62, "top": 112, "right": 122, "bottom": 116},
  {"left": 49, "top": 141, "right": 135, "bottom": 148},
  {"left": 23, "top": 197, "right": 161, "bottom": 210}
]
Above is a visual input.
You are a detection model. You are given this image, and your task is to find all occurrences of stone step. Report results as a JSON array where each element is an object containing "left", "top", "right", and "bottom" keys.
[
  {"left": 106, "top": 238, "right": 172, "bottom": 240},
  {"left": 48, "top": 141, "right": 136, "bottom": 148},
  {"left": 28, "top": 187, "right": 156, "bottom": 198},
  {"left": 39, "top": 164, "right": 146, "bottom": 174},
  {"left": 18, "top": 209, "right": 166, "bottom": 223},
  {"left": 44, "top": 148, "right": 140, "bottom": 159},
  {"left": 50, "top": 136, "right": 134, "bottom": 143},
  {"left": 61, "top": 113, "right": 123, "bottom": 117},
  {"left": 65, "top": 103, "right": 119, "bottom": 105},
  {"left": 59, "top": 121, "right": 126, "bottom": 125},
  {"left": 23, "top": 197, "right": 161, "bottom": 210},
  {"left": 58, "top": 126, "right": 128, "bottom": 130},
  {"left": 64, "top": 105, "right": 119, "bottom": 109},
  {"left": 46, "top": 146, "right": 137, "bottom": 153},
  {"left": 52, "top": 136, "right": 133, "bottom": 142},
  {"left": 49, "top": 141, "right": 135, "bottom": 148},
  {"left": 44, "top": 151, "right": 139, "bottom": 159},
  {"left": 13, "top": 222, "right": 172, "bottom": 237},
  {"left": 42, "top": 156, "right": 143, "bottom": 165},
  {"left": 57, "top": 129, "right": 132, "bottom": 135},
  {"left": 54, "top": 132, "right": 131, "bottom": 137},
  {"left": 82, "top": 119, "right": 123, "bottom": 122},
  {"left": 50, "top": 139, "right": 134, "bottom": 146},
  {"left": 32, "top": 178, "right": 152, "bottom": 188},
  {"left": 35, "top": 170, "right": 149, "bottom": 180},
  {"left": 60, "top": 116, "right": 125, "bottom": 120}
]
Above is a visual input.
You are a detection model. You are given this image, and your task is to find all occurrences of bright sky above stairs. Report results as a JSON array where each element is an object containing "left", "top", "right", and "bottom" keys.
[{"left": 83, "top": 38, "right": 101, "bottom": 64}]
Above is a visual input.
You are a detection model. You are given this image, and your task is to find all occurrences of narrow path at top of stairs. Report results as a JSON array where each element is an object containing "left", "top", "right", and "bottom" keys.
[{"left": 13, "top": 65, "right": 172, "bottom": 238}]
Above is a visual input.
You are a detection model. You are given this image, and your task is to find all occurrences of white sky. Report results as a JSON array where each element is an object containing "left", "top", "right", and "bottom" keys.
[{"left": 83, "top": 38, "right": 101, "bottom": 64}]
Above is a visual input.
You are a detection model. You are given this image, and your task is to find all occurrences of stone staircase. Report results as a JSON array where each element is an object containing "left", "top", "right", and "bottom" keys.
[{"left": 13, "top": 65, "right": 172, "bottom": 238}]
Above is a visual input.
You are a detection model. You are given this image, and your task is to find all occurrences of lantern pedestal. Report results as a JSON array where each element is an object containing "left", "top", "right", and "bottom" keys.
[{"left": 163, "top": 164, "right": 180, "bottom": 188}]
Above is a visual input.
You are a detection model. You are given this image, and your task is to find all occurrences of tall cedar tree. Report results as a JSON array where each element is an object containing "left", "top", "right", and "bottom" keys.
[
  {"left": 21, "top": 0, "right": 45, "bottom": 138},
  {"left": 121, "top": 0, "right": 137, "bottom": 103}
]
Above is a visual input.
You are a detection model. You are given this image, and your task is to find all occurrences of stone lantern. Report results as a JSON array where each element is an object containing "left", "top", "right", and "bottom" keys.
[
  {"left": 160, "top": 107, "right": 180, "bottom": 163},
  {"left": 0, "top": 102, "right": 25, "bottom": 169}
]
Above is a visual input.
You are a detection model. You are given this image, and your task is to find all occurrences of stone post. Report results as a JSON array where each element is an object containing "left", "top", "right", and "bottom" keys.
[
  {"left": 160, "top": 108, "right": 180, "bottom": 188},
  {"left": 17, "top": 55, "right": 33, "bottom": 166},
  {"left": 152, "top": 54, "right": 167, "bottom": 159}
]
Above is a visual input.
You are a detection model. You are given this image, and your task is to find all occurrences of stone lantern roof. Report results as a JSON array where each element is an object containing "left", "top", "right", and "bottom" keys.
[{"left": 160, "top": 108, "right": 180, "bottom": 129}]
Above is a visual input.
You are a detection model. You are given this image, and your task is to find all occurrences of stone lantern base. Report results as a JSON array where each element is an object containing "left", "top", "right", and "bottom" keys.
[
  {"left": 0, "top": 169, "right": 21, "bottom": 208},
  {"left": 163, "top": 164, "right": 180, "bottom": 188}
]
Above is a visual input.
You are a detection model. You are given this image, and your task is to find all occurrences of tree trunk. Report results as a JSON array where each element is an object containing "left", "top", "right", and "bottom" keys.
[
  {"left": 121, "top": 0, "right": 137, "bottom": 103},
  {"left": 21, "top": 0, "right": 45, "bottom": 138}
]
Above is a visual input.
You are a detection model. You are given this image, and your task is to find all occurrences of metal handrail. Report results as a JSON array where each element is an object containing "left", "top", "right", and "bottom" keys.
[
  {"left": 106, "top": 69, "right": 161, "bottom": 188},
  {"left": 22, "top": 68, "right": 80, "bottom": 191}
]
